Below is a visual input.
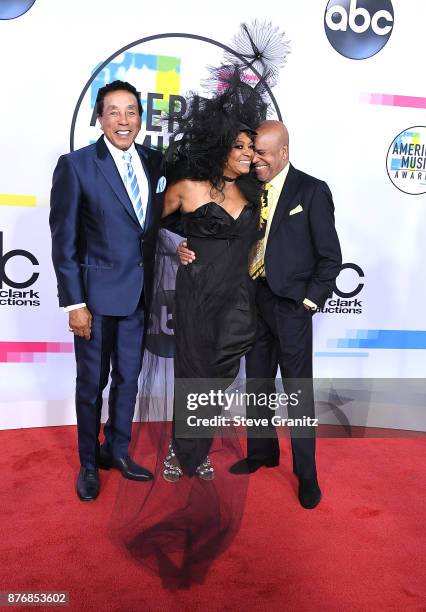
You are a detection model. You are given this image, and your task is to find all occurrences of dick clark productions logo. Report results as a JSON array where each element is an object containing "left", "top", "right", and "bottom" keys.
[
  {"left": 324, "top": 0, "right": 394, "bottom": 59},
  {"left": 0, "top": 232, "right": 40, "bottom": 307}
]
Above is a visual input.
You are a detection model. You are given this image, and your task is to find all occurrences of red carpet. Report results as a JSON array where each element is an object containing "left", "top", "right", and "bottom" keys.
[{"left": 0, "top": 426, "right": 425, "bottom": 611}]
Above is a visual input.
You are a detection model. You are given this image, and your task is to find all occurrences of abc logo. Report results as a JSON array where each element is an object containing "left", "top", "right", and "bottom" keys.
[
  {"left": 324, "top": 0, "right": 394, "bottom": 59},
  {"left": 144, "top": 289, "right": 175, "bottom": 358},
  {"left": 0, "top": 1, "right": 36, "bottom": 20}
]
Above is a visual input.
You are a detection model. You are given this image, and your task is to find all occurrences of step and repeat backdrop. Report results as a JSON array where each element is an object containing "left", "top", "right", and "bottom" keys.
[{"left": 0, "top": 0, "right": 425, "bottom": 430}]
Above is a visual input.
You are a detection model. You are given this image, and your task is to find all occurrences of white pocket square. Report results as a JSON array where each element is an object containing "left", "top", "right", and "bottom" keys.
[
  {"left": 156, "top": 176, "right": 167, "bottom": 193},
  {"left": 289, "top": 204, "right": 303, "bottom": 216}
]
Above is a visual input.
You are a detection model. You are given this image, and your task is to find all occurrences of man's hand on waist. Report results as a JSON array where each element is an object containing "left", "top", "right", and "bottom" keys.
[
  {"left": 177, "top": 240, "right": 196, "bottom": 265},
  {"left": 303, "top": 298, "right": 317, "bottom": 311}
]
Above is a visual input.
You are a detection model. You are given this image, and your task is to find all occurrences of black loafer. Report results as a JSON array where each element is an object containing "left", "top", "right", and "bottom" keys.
[
  {"left": 77, "top": 467, "right": 100, "bottom": 502},
  {"left": 298, "top": 477, "right": 322, "bottom": 509},
  {"left": 229, "top": 457, "right": 279, "bottom": 475},
  {"left": 99, "top": 449, "right": 153, "bottom": 481}
]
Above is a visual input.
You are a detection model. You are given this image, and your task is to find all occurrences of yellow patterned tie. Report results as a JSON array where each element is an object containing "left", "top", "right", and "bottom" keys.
[{"left": 249, "top": 182, "right": 272, "bottom": 279}]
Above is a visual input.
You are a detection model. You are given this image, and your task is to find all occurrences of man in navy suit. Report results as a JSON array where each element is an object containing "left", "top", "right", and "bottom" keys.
[
  {"left": 178, "top": 120, "right": 342, "bottom": 508},
  {"left": 50, "top": 80, "right": 164, "bottom": 501}
]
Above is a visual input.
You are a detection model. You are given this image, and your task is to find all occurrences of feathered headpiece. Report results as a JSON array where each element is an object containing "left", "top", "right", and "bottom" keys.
[
  {"left": 224, "top": 19, "right": 290, "bottom": 86},
  {"left": 165, "top": 21, "right": 290, "bottom": 189}
]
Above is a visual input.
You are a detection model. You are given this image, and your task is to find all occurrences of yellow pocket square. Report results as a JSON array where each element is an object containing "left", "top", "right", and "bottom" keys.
[{"left": 289, "top": 204, "right": 303, "bottom": 216}]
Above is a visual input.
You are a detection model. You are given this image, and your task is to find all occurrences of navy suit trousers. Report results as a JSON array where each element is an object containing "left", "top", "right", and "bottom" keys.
[{"left": 74, "top": 304, "right": 144, "bottom": 468}]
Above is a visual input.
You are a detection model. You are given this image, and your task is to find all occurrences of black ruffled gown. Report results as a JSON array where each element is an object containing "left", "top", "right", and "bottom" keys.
[{"left": 172, "top": 200, "right": 258, "bottom": 474}]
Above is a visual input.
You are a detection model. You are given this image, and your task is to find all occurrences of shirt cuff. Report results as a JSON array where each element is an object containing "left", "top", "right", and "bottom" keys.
[
  {"left": 63, "top": 303, "right": 86, "bottom": 313},
  {"left": 303, "top": 298, "right": 317, "bottom": 310}
]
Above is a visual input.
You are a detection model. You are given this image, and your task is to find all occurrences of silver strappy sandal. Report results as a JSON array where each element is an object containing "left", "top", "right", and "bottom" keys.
[
  {"left": 196, "top": 456, "right": 215, "bottom": 481},
  {"left": 162, "top": 443, "right": 183, "bottom": 483}
]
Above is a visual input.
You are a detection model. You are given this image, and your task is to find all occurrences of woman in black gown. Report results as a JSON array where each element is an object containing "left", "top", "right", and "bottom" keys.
[
  {"left": 162, "top": 128, "right": 261, "bottom": 481},
  {"left": 110, "top": 72, "right": 268, "bottom": 586},
  {"left": 110, "top": 22, "right": 290, "bottom": 585}
]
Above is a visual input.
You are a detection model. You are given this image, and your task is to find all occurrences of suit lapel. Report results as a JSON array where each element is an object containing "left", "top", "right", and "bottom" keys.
[
  {"left": 94, "top": 137, "right": 140, "bottom": 226},
  {"left": 268, "top": 164, "right": 303, "bottom": 240}
]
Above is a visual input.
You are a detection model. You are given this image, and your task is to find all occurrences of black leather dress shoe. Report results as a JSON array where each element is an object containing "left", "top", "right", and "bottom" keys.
[
  {"left": 229, "top": 457, "right": 279, "bottom": 475},
  {"left": 77, "top": 467, "right": 100, "bottom": 501},
  {"left": 99, "top": 449, "right": 153, "bottom": 481},
  {"left": 298, "top": 477, "right": 322, "bottom": 509}
]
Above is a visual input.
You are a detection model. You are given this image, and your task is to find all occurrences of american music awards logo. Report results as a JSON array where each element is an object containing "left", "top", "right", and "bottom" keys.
[
  {"left": 70, "top": 33, "right": 282, "bottom": 152},
  {"left": 386, "top": 126, "right": 426, "bottom": 195}
]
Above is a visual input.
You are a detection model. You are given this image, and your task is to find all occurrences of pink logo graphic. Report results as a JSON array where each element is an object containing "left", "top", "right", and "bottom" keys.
[
  {"left": 360, "top": 93, "right": 426, "bottom": 109},
  {"left": 0, "top": 342, "right": 73, "bottom": 363}
]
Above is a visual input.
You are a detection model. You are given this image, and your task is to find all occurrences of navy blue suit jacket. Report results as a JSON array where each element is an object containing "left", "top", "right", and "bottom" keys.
[
  {"left": 264, "top": 164, "right": 342, "bottom": 308},
  {"left": 49, "top": 136, "right": 164, "bottom": 316}
]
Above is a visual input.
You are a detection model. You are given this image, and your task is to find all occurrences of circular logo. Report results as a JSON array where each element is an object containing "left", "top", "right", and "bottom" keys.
[
  {"left": 324, "top": 0, "right": 394, "bottom": 60},
  {"left": 386, "top": 126, "right": 426, "bottom": 196},
  {"left": 70, "top": 33, "right": 282, "bottom": 152},
  {"left": 0, "top": 0, "right": 36, "bottom": 20},
  {"left": 145, "top": 289, "right": 175, "bottom": 358},
  {"left": 334, "top": 263, "right": 365, "bottom": 298},
  {"left": 0, "top": 231, "right": 39, "bottom": 289}
]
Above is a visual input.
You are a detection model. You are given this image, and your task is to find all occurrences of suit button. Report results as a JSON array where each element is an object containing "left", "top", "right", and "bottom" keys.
[{"left": 138, "top": 262, "right": 144, "bottom": 267}]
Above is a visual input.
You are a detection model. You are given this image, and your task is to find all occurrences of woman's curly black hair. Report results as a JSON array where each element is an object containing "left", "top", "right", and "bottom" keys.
[{"left": 164, "top": 65, "right": 269, "bottom": 193}]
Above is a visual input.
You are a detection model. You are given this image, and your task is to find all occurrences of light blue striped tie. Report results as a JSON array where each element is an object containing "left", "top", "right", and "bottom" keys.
[{"left": 122, "top": 151, "right": 145, "bottom": 228}]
